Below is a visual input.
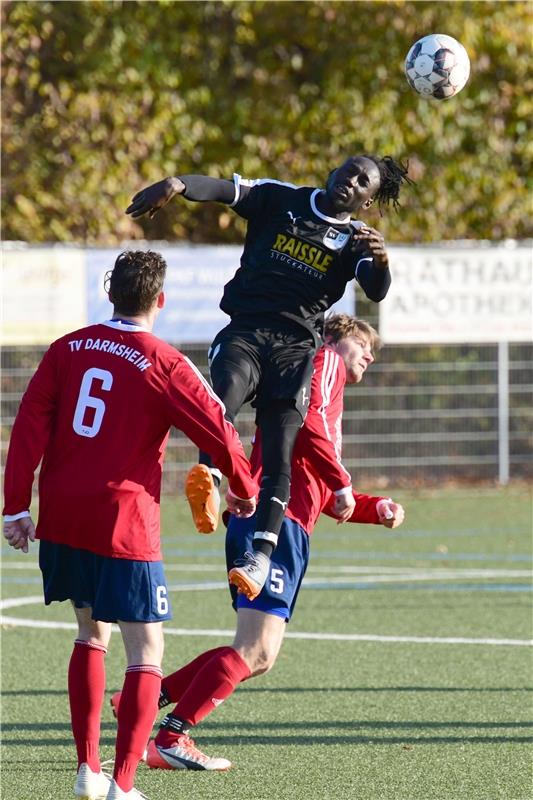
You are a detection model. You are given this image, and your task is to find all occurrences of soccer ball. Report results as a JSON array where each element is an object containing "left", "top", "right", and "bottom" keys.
[{"left": 405, "top": 34, "right": 470, "bottom": 100}]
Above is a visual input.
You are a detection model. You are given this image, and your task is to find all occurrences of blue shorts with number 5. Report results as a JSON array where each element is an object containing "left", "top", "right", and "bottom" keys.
[
  {"left": 39, "top": 540, "right": 172, "bottom": 623},
  {"left": 225, "top": 515, "right": 310, "bottom": 621}
]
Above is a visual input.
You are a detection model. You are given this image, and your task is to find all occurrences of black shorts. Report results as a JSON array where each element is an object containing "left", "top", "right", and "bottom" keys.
[{"left": 209, "top": 318, "right": 318, "bottom": 420}]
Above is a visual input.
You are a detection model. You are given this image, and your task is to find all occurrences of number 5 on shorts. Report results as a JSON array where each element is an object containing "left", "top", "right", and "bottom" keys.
[{"left": 270, "top": 568, "right": 284, "bottom": 594}]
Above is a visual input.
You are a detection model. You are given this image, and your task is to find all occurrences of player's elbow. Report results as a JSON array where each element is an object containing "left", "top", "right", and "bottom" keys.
[
  {"left": 365, "top": 286, "right": 389, "bottom": 303},
  {"left": 357, "top": 262, "right": 391, "bottom": 302}
]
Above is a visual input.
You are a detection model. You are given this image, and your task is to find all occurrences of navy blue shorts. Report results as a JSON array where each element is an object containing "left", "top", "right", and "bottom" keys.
[
  {"left": 225, "top": 515, "right": 310, "bottom": 620},
  {"left": 39, "top": 540, "right": 172, "bottom": 623}
]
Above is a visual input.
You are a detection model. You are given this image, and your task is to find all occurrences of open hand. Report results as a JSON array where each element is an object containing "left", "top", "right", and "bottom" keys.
[
  {"left": 126, "top": 177, "right": 185, "bottom": 219},
  {"left": 351, "top": 225, "right": 389, "bottom": 269}
]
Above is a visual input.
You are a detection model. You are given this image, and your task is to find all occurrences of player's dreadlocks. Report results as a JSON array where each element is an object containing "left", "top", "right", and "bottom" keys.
[{"left": 364, "top": 155, "right": 413, "bottom": 211}]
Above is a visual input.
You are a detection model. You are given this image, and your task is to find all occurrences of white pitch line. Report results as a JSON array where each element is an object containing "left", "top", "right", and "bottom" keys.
[
  {"left": 2, "top": 563, "right": 531, "bottom": 581},
  {"left": 0, "top": 562, "right": 223, "bottom": 572},
  {"left": 156, "top": 572, "right": 533, "bottom": 592},
  {"left": 167, "top": 582, "right": 227, "bottom": 591},
  {"left": 307, "top": 566, "right": 533, "bottom": 577},
  {"left": 0, "top": 596, "right": 43, "bottom": 610},
  {"left": 0, "top": 597, "right": 531, "bottom": 647},
  {"left": 304, "top": 571, "right": 532, "bottom": 584}
]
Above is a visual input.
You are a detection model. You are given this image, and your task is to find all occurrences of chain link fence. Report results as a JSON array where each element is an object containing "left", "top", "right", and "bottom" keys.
[{"left": 2, "top": 342, "right": 531, "bottom": 493}]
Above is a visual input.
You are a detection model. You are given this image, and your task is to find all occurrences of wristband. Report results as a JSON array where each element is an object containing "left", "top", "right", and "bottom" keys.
[
  {"left": 334, "top": 486, "right": 353, "bottom": 498},
  {"left": 227, "top": 489, "right": 254, "bottom": 502},
  {"left": 376, "top": 498, "right": 394, "bottom": 519},
  {"left": 3, "top": 511, "right": 31, "bottom": 522}
]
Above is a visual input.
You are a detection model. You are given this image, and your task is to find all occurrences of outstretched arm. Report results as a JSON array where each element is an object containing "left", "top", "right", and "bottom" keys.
[
  {"left": 323, "top": 492, "right": 405, "bottom": 529},
  {"left": 126, "top": 175, "right": 236, "bottom": 219}
]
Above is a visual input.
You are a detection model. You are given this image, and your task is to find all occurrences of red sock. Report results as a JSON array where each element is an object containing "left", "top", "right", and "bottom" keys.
[
  {"left": 156, "top": 647, "right": 251, "bottom": 747},
  {"left": 68, "top": 639, "right": 107, "bottom": 772},
  {"left": 113, "top": 665, "right": 162, "bottom": 793},
  {"left": 161, "top": 646, "right": 228, "bottom": 702}
]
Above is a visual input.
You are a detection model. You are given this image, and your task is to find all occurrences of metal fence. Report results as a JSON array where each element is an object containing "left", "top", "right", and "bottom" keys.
[{"left": 2, "top": 342, "right": 532, "bottom": 493}]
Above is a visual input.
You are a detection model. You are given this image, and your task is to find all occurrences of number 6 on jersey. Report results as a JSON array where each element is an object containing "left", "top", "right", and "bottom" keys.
[{"left": 72, "top": 368, "right": 113, "bottom": 438}]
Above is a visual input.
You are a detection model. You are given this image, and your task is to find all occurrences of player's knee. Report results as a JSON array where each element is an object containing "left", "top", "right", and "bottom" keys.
[
  {"left": 212, "top": 370, "right": 251, "bottom": 420},
  {"left": 248, "top": 645, "right": 278, "bottom": 676},
  {"left": 119, "top": 620, "right": 164, "bottom": 667},
  {"left": 77, "top": 621, "right": 111, "bottom": 649},
  {"left": 260, "top": 429, "right": 297, "bottom": 476}
]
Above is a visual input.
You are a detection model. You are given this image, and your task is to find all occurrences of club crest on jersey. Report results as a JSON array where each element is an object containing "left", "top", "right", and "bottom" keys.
[
  {"left": 286, "top": 210, "right": 300, "bottom": 226},
  {"left": 323, "top": 228, "right": 349, "bottom": 251}
]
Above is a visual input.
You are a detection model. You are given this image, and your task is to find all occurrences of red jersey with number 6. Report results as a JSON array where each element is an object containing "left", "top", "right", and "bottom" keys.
[{"left": 3, "top": 321, "right": 256, "bottom": 560}]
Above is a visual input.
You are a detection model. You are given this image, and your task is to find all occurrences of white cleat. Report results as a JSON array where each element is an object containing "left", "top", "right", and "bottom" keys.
[
  {"left": 105, "top": 779, "right": 148, "bottom": 799},
  {"left": 146, "top": 736, "right": 232, "bottom": 771},
  {"left": 74, "top": 763, "right": 111, "bottom": 799}
]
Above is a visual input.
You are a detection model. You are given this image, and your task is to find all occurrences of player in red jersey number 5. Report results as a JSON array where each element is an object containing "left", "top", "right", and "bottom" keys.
[{"left": 110, "top": 315, "right": 405, "bottom": 772}]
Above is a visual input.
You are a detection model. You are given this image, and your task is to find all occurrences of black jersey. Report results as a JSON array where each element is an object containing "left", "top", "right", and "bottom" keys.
[{"left": 219, "top": 175, "right": 390, "bottom": 333}]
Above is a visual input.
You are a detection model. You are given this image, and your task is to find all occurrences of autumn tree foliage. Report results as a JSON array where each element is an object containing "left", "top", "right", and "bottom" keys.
[{"left": 2, "top": 1, "right": 531, "bottom": 244}]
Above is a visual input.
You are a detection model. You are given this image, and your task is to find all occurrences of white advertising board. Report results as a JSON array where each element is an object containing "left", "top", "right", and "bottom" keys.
[
  {"left": 6, "top": 242, "right": 528, "bottom": 347},
  {"left": 86, "top": 245, "right": 355, "bottom": 344},
  {"left": 86, "top": 245, "right": 240, "bottom": 343},
  {"left": 1, "top": 245, "right": 86, "bottom": 345},
  {"left": 380, "top": 244, "right": 532, "bottom": 344}
]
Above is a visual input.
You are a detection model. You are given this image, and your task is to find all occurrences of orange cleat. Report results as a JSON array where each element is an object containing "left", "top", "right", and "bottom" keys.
[
  {"left": 185, "top": 465, "right": 220, "bottom": 534},
  {"left": 228, "top": 551, "right": 270, "bottom": 601}
]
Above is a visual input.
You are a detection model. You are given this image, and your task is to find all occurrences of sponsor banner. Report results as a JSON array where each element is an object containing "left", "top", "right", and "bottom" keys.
[
  {"left": 2, "top": 242, "right": 358, "bottom": 346},
  {"left": 87, "top": 245, "right": 355, "bottom": 343},
  {"left": 1, "top": 245, "right": 86, "bottom": 345},
  {"left": 87, "top": 245, "right": 241, "bottom": 342},
  {"left": 380, "top": 245, "right": 532, "bottom": 343}
]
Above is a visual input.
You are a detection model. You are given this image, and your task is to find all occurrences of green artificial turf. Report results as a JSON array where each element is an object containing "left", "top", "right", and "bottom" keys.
[{"left": 1, "top": 486, "right": 532, "bottom": 800}]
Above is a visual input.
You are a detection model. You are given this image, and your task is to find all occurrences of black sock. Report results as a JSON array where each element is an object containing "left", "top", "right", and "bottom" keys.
[
  {"left": 159, "top": 713, "right": 190, "bottom": 736},
  {"left": 252, "top": 539, "right": 275, "bottom": 559},
  {"left": 158, "top": 686, "right": 171, "bottom": 709}
]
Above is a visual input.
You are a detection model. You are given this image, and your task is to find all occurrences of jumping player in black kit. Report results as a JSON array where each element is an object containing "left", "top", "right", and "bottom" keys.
[{"left": 126, "top": 155, "right": 411, "bottom": 600}]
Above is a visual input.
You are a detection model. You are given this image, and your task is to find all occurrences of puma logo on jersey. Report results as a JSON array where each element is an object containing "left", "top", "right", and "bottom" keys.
[{"left": 211, "top": 697, "right": 224, "bottom": 707}]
